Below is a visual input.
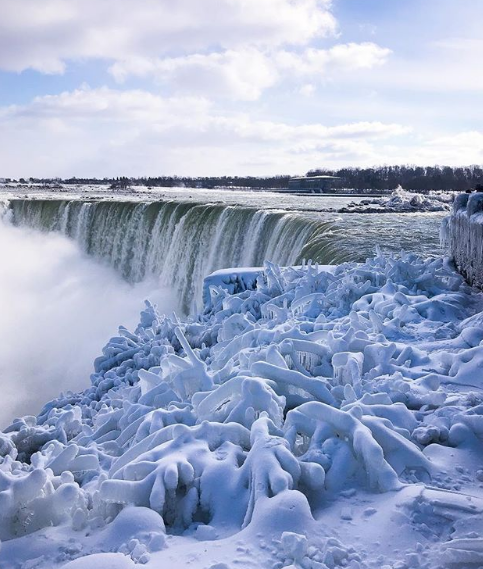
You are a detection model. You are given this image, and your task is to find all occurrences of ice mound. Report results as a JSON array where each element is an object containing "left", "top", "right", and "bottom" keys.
[
  {"left": 2, "top": 251, "right": 483, "bottom": 568},
  {"left": 340, "top": 186, "right": 454, "bottom": 213}
]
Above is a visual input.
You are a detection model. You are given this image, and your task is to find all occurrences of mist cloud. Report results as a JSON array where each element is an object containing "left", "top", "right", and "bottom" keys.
[{"left": 0, "top": 218, "right": 175, "bottom": 427}]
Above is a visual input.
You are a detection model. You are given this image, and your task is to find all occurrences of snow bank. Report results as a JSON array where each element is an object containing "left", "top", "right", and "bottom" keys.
[
  {"left": 442, "top": 192, "right": 483, "bottom": 288},
  {"left": 340, "top": 186, "right": 454, "bottom": 213},
  {"left": 1, "top": 252, "right": 483, "bottom": 568}
]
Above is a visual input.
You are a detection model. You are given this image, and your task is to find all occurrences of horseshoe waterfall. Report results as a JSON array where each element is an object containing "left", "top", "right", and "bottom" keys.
[{"left": 7, "top": 199, "right": 343, "bottom": 313}]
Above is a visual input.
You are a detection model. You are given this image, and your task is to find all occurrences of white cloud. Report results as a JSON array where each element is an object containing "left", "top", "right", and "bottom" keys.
[
  {"left": 7, "top": 88, "right": 211, "bottom": 122},
  {"left": 0, "top": 0, "right": 336, "bottom": 73},
  {"left": 5, "top": 87, "right": 478, "bottom": 178},
  {"left": 421, "top": 131, "right": 483, "bottom": 164},
  {"left": 299, "top": 84, "right": 316, "bottom": 97},
  {"left": 431, "top": 38, "right": 483, "bottom": 52},
  {"left": 109, "top": 49, "right": 279, "bottom": 101},
  {"left": 325, "top": 42, "right": 391, "bottom": 70},
  {"left": 355, "top": 131, "right": 483, "bottom": 168},
  {"left": 109, "top": 43, "right": 391, "bottom": 100},
  {"left": 0, "top": 87, "right": 412, "bottom": 177},
  {"left": 275, "top": 42, "right": 391, "bottom": 76}
]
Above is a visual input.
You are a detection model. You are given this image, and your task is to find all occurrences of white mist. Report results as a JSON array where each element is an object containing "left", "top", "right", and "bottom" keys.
[{"left": 0, "top": 218, "right": 175, "bottom": 427}]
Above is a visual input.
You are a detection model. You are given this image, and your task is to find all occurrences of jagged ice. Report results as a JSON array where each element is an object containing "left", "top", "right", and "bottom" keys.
[{"left": 1, "top": 250, "right": 483, "bottom": 568}]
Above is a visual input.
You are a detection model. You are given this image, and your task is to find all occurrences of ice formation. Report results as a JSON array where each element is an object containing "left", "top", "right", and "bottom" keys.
[
  {"left": 441, "top": 191, "right": 483, "bottom": 288},
  {"left": 1, "top": 251, "right": 483, "bottom": 568},
  {"left": 340, "top": 187, "right": 454, "bottom": 214}
]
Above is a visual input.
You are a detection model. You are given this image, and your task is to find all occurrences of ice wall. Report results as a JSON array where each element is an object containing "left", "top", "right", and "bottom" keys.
[{"left": 442, "top": 192, "right": 483, "bottom": 287}]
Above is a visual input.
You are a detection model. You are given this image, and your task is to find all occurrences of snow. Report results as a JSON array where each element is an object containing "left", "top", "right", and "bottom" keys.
[
  {"left": 1, "top": 251, "right": 483, "bottom": 569},
  {"left": 340, "top": 187, "right": 454, "bottom": 214},
  {"left": 202, "top": 267, "right": 264, "bottom": 311}
]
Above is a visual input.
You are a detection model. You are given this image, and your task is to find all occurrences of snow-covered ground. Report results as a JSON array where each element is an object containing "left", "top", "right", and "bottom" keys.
[
  {"left": 1, "top": 250, "right": 483, "bottom": 569},
  {"left": 339, "top": 188, "right": 455, "bottom": 214}
]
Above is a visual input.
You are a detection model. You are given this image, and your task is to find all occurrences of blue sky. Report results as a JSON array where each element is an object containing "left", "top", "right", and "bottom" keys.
[{"left": 0, "top": 0, "right": 482, "bottom": 177}]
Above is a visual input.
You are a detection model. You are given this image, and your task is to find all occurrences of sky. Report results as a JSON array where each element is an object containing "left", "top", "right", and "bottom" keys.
[{"left": 0, "top": 0, "right": 482, "bottom": 177}]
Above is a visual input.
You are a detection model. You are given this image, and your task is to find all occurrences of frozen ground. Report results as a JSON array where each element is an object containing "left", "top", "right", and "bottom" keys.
[
  {"left": 1, "top": 251, "right": 483, "bottom": 569},
  {"left": 339, "top": 188, "right": 454, "bottom": 214}
]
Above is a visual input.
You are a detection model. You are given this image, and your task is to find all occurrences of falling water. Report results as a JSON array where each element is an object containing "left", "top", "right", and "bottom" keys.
[{"left": 8, "top": 199, "right": 346, "bottom": 313}]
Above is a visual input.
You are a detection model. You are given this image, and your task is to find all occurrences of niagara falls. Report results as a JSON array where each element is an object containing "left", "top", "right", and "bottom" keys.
[{"left": 1, "top": 1, "right": 483, "bottom": 569}]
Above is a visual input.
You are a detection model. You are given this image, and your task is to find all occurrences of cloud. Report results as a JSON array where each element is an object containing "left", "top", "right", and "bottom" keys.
[
  {"left": 0, "top": 87, "right": 412, "bottom": 177},
  {"left": 298, "top": 84, "right": 316, "bottom": 97},
  {"left": 0, "top": 1, "right": 390, "bottom": 102},
  {"left": 109, "top": 42, "right": 391, "bottom": 100},
  {"left": 109, "top": 49, "right": 279, "bottom": 101},
  {"left": 431, "top": 38, "right": 483, "bottom": 52},
  {"left": 275, "top": 42, "right": 391, "bottom": 76},
  {"left": 0, "top": 0, "right": 336, "bottom": 73},
  {"left": 355, "top": 131, "right": 483, "bottom": 168},
  {"left": 422, "top": 131, "right": 483, "bottom": 164},
  {"left": 6, "top": 87, "right": 211, "bottom": 122}
]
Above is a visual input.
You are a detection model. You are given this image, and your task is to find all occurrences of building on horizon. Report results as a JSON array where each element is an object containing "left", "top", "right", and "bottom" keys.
[{"left": 287, "top": 175, "right": 340, "bottom": 193}]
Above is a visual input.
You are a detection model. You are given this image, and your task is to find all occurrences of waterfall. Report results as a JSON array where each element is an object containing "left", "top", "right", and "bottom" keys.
[{"left": 7, "top": 199, "right": 346, "bottom": 313}]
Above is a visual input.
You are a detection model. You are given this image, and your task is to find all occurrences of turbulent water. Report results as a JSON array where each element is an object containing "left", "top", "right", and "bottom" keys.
[{"left": 4, "top": 187, "right": 445, "bottom": 313}]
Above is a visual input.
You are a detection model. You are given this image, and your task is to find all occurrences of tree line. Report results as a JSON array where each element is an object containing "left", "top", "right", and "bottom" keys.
[
  {"left": 5, "top": 165, "right": 483, "bottom": 192},
  {"left": 308, "top": 165, "right": 483, "bottom": 191}
]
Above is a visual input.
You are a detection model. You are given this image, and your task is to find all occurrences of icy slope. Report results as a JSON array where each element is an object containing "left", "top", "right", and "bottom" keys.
[{"left": 1, "top": 252, "right": 483, "bottom": 568}]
